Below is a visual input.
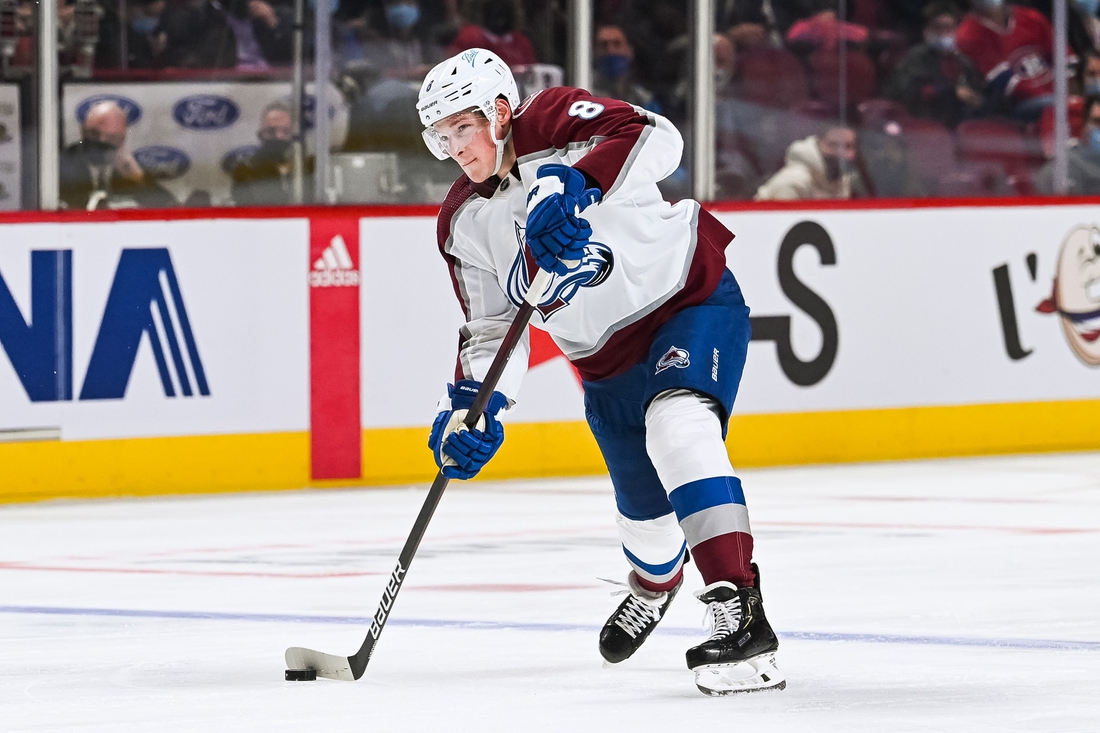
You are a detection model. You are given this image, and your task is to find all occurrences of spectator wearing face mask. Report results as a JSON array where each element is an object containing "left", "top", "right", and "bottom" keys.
[
  {"left": 886, "top": 1, "right": 985, "bottom": 128},
  {"left": 59, "top": 101, "right": 177, "bottom": 210},
  {"left": 1036, "top": 94, "right": 1100, "bottom": 194},
  {"left": 95, "top": 0, "right": 172, "bottom": 68},
  {"left": 590, "top": 24, "right": 662, "bottom": 115},
  {"left": 754, "top": 122, "right": 865, "bottom": 200},
  {"left": 230, "top": 100, "right": 312, "bottom": 205},
  {"left": 447, "top": 0, "right": 536, "bottom": 67},
  {"left": 358, "top": 0, "right": 435, "bottom": 79},
  {"left": 1079, "top": 50, "right": 1100, "bottom": 96},
  {"left": 956, "top": 0, "right": 1056, "bottom": 121},
  {"left": 158, "top": 0, "right": 293, "bottom": 69}
]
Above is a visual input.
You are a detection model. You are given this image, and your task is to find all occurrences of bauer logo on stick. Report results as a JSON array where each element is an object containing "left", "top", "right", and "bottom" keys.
[{"left": 655, "top": 346, "right": 690, "bottom": 374}]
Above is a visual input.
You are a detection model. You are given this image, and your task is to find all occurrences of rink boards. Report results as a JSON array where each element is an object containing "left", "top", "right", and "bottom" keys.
[{"left": 3, "top": 200, "right": 1100, "bottom": 501}]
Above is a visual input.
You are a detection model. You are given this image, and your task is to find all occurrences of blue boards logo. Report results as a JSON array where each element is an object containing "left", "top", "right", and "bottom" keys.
[
  {"left": 0, "top": 251, "right": 72, "bottom": 402},
  {"left": 172, "top": 95, "right": 240, "bottom": 130},
  {"left": 221, "top": 145, "right": 259, "bottom": 174},
  {"left": 76, "top": 95, "right": 143, "bottom": 125},
  {"left": 0, "top": 248, "right": 209, "bottom": 403},
  {"left": 133, "top": 146, "right": 191, "bottom": 180}
]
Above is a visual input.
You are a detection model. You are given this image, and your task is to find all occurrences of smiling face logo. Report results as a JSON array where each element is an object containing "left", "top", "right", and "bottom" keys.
[{"left": 1037, "top": 225, "right": 1100, "bottom": 366}]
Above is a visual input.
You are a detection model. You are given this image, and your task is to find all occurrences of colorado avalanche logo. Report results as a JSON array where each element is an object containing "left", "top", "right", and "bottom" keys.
[
  {"left": 655, "top": 346, "right": 690, "bottom": 374},
  {"left": 506, "top": 222, "right": 614, "bottom": 320}
]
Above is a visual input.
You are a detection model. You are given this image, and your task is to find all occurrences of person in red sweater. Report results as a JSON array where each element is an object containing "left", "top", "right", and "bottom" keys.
[
  {"left": 956, "top": 0, "right": 1056, "bottom": 120},
  {"left": 447, "top": 0, "right": 537, "bottom": 67}
]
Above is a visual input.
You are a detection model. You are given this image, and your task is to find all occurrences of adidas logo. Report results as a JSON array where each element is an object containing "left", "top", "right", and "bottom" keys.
[{"left": 310, "top": 234, "right": 360, "bottom": 288}]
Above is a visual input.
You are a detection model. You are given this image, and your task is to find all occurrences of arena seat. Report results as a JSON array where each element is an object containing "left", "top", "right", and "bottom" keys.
[
  {"left": 857, "top": 98, "right": 909, "bottom": 127},
  {"left": 955, "top": 119, "right": 1037, "bottom": 173},
  {"left": 808, "top": 50, "right": 878, "bottom": 110},
  {"left": 737, "top": 47, "right": 810, "bottom": 108},
  {"left": 889, "top": 118, "right": 956, "bottom": 190},
  {"left": 936, "top": 163, "right": 1007, "bottom": 197}
]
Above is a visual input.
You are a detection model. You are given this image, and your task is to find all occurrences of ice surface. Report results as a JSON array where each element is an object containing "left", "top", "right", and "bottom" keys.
[{"left": 2, "top": 453, "right": 1099, "bottom": 732}]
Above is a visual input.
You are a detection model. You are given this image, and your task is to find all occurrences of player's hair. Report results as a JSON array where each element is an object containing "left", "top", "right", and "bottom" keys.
[{"left": 923, "top": 1, "right": 962, "bottom": 24}]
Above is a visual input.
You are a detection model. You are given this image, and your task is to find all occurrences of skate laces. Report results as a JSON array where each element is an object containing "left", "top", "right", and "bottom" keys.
[
  {"left": 598, "top": 577, "right": 664, "bottom": 639},
  {"left": 701, "top": 594, "right": 742, "bottom": 642},
  {"left": 614, "top": 594, "right": 662, "bottom": 638}
]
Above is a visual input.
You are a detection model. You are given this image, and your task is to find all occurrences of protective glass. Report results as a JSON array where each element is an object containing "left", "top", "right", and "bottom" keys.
[{"left": 422, "top": 112, "right": 490, "bottom": 160}]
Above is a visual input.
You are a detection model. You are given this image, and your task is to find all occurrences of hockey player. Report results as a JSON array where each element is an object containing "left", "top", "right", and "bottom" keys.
[{"left": 417, "top": 48, "right": 784, "bottom": 695}]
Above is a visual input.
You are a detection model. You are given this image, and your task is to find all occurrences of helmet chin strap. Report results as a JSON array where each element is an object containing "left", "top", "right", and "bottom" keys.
[{"left": 490, "top": 117, "right": 513, "bottom": 177}]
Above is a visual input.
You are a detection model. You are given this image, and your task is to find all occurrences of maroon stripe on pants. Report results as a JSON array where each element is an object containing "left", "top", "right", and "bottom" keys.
[
  {"left": 690, "top": 532, "right": 755, "bottom": 588},
  {"left": 634, "top": 568, "right": 684, "bottom": 593}
]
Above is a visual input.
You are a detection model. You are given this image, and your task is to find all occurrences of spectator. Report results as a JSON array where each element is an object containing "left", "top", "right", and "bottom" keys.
[
  {"left": 1036, "top": 93, "right": 1100, "bottom": 194},
  {"left": 231, "top": 100, "right": 312, "bottom": 205},
  {"left": 754, "top": 121, "right": 865, "bottom": 200},
  {"left": 591, "top": 24, "right": 662, "bottom": 114},
  {"left": 159, "top": 0, "right": 294, "bottom": 69},
  {"left": 1078, "top": 49, "right": 1100, "bottom": 96},
  {"left": 714, "top": 33, "right": 763, "bottom": 198},
  {"left": 1071, "top": 0, "right": 1100, "bottom": 62},
  {"left": 59, "top": 101, "right": 176, "bottom": 210},
  {"left": 341, "top": 0, "right": 440, "bottom": 78},
  {"left": 785, "top": 1, "right": 869, "bottom": 53},
  {"left": 886, "top": 1, "right": 985, "bottom": 128},
  {"left": 716, "top": 0, "right": 801, "bottom": 48},
  {"left": 956, "top": 0, "right": 1055, "bottom": 121},
  {"left": 127, "top": 0, "right": 170, "bottom": 67},
  {"left": 1029, "top": 0, "right": 1100, "bottom": 68},
  {"left": 447, "top": 0, "right": 536, "bottom": 67},
  {"left": 95, "top": 0, "right": 171, "bottom": 69}
]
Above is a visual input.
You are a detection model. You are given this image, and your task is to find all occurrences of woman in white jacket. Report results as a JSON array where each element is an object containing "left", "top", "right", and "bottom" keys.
[{"left": 755, "top": 123, "right": 863, "bottom": 200}]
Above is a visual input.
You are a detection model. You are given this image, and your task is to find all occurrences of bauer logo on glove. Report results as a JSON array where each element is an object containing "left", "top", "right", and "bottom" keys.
[
  {"left": 524, "top": 164, "right": 602, "bottom": 276},
  {"left": 427, "top": 380, "right": 508, "bottom": 480}
]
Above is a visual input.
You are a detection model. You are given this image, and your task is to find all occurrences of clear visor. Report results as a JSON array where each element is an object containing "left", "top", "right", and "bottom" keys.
[{"left": 422, "top": 110, "right": 490, "bottom": 161}]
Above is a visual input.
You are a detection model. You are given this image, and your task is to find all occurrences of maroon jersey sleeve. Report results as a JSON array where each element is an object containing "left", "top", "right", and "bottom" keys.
[{"left": 511, "top": 87, "right": 667, "bottom": 195}]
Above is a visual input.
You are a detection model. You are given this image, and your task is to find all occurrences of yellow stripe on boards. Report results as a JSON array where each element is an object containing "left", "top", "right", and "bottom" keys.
[
  {"left": 3, "top": 398, "right": 1100, "bottom": 504},
  {"left": 360, "top": 398, "right": 1100, "bottom": 483},
  {"left": 726, "top": 399, "right": 1100, "bottom": 467},
  {"left": 0, "top": 432, "right": 310, "bottom": 504}
]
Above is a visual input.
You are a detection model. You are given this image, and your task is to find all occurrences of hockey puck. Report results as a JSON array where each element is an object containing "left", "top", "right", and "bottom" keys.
[{"left": 285, "top": 669, "right": 317, "bottom": 681}]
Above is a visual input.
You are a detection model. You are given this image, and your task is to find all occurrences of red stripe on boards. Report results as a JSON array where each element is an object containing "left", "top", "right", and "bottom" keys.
[{"left": 309, "top": 214, "right": 362, "bottom": 480}]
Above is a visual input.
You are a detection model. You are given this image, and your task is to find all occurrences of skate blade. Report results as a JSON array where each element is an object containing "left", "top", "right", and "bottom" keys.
[{"left": 693, "top": 653, "right": 786, "bottom": 696}]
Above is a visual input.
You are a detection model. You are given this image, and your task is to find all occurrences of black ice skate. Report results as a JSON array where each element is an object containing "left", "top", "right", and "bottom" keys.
[
  {"left": 598, "top": 572, "right": 682, "bottom": 664},
  {"left": 686, "top": 563, "right": 785, "bottom": 695}
]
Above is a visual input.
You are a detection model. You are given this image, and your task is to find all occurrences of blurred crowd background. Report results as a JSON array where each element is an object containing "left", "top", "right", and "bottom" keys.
[{"left": 2, "top": 0, "right": 1099, "bottom": 209}]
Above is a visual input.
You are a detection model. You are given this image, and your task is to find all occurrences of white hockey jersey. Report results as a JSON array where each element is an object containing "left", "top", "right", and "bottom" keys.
[{"left": 436, "top": 87, "right": 734, "bottom": 399}]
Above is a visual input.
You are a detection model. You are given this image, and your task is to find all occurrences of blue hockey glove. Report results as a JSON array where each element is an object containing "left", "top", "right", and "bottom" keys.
[
  {"left": 524, "top": 164, "right": 602, "bottom": 276},
  {"left": 427, "top": 380, "right": 508, "bottom": 480}
]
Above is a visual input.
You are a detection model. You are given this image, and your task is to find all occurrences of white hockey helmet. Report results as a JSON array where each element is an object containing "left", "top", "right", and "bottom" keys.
[{"left": 417, "top": 48, "right": 521, "bottom": 167}]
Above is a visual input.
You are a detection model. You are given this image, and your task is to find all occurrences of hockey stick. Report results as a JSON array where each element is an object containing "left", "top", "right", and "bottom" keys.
[{"left": 285, "top": 267, "right": 554, "bottom": 681}]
